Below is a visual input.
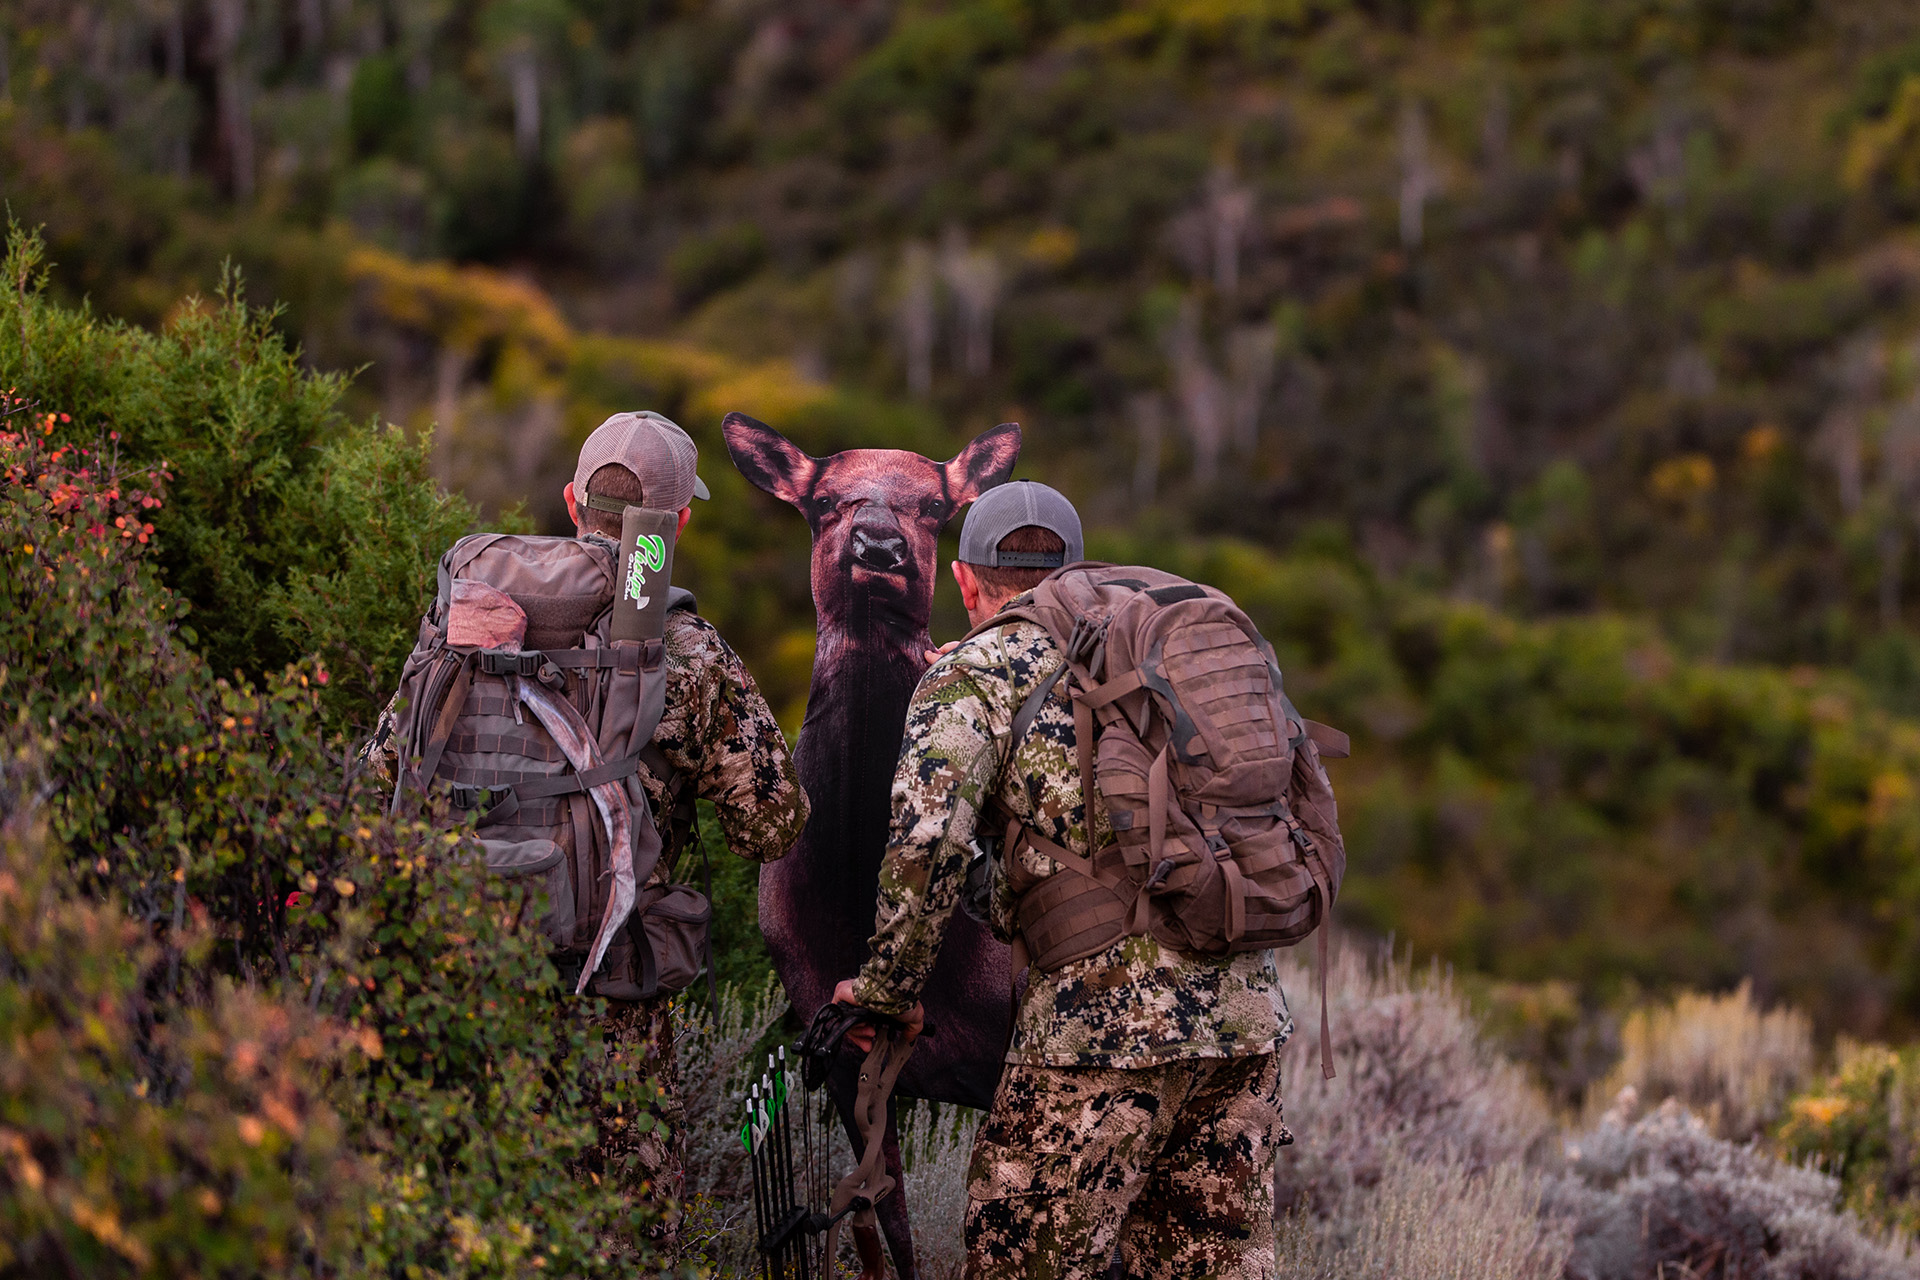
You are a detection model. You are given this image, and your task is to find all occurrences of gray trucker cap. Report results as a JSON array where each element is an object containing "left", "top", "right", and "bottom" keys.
[
  {"left": 957, "top": 480, "right": 1084, "bottom": 568},
  {"left": 573, "top": 410, "right": 711, "bottom": 513}
]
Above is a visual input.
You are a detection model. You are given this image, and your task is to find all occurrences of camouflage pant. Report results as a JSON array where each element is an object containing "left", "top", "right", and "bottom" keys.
[
  {"left": 583, "top": 995, "right": 687, "bottom": 1258},
  {"left": 965, "top": 1053, "right": 1283, "bottom": 1280}
]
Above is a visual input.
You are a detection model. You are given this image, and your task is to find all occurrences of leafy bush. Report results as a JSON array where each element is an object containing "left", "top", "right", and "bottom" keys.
[
  {"left": 0, "top": 225, "right": 477, "bottom": 732},
  {"left": 0, "top": 412, "right": 667, "bottom": 1275},
  {"left": 1274, "top": 941, "right": 1555, "bottom": 1222},
  {"left": 897, "top": 1102, "right": 982, "bottom": 1280},
  {"left": 0, "top": 748, "right": 368, "bottom": 1277},
  {"left": 1777, "top": 1041, "right": 1920, "bottom": 1240}
]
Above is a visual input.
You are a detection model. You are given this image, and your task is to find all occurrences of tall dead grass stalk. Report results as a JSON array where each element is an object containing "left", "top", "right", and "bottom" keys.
[
  {"left": 1279, "top": 1154, "right": 1572, "bottom": 1280},
  {"left": 1587, "top": 980, "right": 1813, "bottom": 1139}
]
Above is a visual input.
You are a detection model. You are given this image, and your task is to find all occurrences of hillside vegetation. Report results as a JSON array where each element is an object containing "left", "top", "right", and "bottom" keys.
[
  {"left": 15, "top": 1, "right": 1920, "bottom": 667},
  {"left": 13, "top": 0, "right": 1920, "bottom": 1269},
  {"left": 14, "top": 0, "right": 1920, "bottom": 1039}
]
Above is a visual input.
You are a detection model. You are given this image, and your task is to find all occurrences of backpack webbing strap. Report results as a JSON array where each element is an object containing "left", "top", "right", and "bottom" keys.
[
  {"left": 509, "top": 755, "right": 641, "bottom": 799},
  {"left": 453, "top": 756, "right": 642, "bottom": 825},
  {"left": 1277, "top": 810, "right": 1337, "bottom": 1080},
  {"left": 1305, "top": 720, "right": 1350, "bottom": 758},
  {"left": 1078, "top": 668, "right": 1144, "bottom": 710},
  {"left": 1072, "top": 688, "right": 1097, "bottom": 815},
  {"left": 1138, "top": 746, "right": 1170, "bottom": 935},
  {"left": 691, "top": 804, "right": 720, "bottom": 1017},
  {"left": 636, "top": 741, "right": 697, "bottom": 872},
  {"left": 539, "top": 646, "right": 655, "bottom": 672},
  {"left": 1011, "top": 662, "right": 1069, "bottom": 741}
]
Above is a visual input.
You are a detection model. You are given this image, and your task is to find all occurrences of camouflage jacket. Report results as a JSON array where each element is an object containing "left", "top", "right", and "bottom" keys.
[
  {"left": 851, "top": 615, "right": 1291, "bottom": 1070},
  {"left": 364, "top": 603, "right": 808, "bottom": 873}
]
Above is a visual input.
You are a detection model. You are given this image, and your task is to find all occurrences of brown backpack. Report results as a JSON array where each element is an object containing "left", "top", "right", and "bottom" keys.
[
  {"left": 385, "top": 532, "right": 710, "bottom": 1001},
  {"left": 981, "top": 563, "right": 1348, "bottom": 1076}
]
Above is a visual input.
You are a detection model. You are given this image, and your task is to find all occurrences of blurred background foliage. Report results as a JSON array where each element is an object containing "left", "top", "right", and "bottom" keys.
[{"left": 15, "top": 0, "right": 1920, "bottom": 1231}]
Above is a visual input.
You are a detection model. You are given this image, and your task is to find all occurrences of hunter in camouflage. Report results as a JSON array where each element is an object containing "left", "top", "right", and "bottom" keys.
[
  {"left": 367, "top": 412, "right": 808, "bottom": 1262},
  {"left": 366, "top": 596, "right": 806, "bottom": 1252},
  {"left": 850, "top": 621, "right": 1291, "bottom": 1069},
  {"left": 840, "top": 482, "right": 1294, "bottom": 1280}
]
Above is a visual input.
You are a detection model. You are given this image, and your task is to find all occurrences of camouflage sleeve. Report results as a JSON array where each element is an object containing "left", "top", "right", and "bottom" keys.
[
  {"left": 358, "top": 690, "right": 402, "bottom": 789},
  {"left": 851, "top": 652, "right": 1009, "bottom": 1017},
  {"left": 657, "top": 615, "right": 809, "bottom": 863}
]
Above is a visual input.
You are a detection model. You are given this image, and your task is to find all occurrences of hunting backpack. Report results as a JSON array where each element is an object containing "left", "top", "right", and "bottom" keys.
[
  {"left": 386, "top": 532, "right": 711, "bottom": 1001},
  {"left": 980, "top": 563, "right": 1348, "bottom": 1075}
]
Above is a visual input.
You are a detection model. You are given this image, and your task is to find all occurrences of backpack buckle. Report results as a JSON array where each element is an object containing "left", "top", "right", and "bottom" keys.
[
  {"left": 479, "top": 648, "right": 542, "bottom": 677},
  {"left": 449, "top": 783, "right": 501, "bottom": 812}
]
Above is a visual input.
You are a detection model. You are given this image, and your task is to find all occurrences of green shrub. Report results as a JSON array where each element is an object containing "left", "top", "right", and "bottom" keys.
[
  {"left": 1777, "top": 1041, "right": 1920, "bottom": 1240},
  {"left": 0, "top": 224, "right": 477, "bottom": 734},
  {"left": 0, "top": 748, "right": 368, "bottom": 1278},
  {"left": 668, "top": 224, "right": 768, "bottom": 308},
  {"left": 0, "top": 411, "right": 667, "bottom": 1275}
]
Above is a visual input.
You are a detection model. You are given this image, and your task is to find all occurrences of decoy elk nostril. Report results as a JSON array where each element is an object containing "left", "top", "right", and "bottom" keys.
[{"left": 850, "top": 527, "right": 908, "bottom": 572}]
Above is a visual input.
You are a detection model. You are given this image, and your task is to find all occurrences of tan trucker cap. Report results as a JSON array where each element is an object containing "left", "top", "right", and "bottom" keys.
[{"left": 573, "top": 411, "right": 711, "bottom": 513}]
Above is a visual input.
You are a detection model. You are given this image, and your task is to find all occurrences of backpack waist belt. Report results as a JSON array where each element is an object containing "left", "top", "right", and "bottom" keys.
[{"left": 1000, "top": 805, "right": 1337, "bottom": 1078}]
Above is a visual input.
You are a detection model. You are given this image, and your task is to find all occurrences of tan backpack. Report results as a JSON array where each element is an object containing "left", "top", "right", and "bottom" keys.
[
  {"left": 981, "top": 563, "right": 1348, "bottom": 1075},
  {"left": 385, "top": 532, "right": 710, "bottom": 1001}
]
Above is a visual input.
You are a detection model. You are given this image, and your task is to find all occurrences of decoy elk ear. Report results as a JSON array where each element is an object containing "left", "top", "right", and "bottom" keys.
[
  {"left": 724, "top": 412, "right": 818, "bottom": 508},
  {"left": 943, "top": 422, "right": 1022, "bottom": 506}
]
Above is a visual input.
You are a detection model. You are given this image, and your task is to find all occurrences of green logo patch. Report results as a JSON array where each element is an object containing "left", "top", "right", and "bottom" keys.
[{"left": 625, "top": 534, "right": 667, "bottom": 604}]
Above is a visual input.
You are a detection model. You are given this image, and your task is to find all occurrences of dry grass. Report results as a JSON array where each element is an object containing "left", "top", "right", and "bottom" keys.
[
  {"left": 673, "top": 977, "right": 803, "bottom": 1277},
  {"left": 1274, "top": 939, "right": 1556, "bottom": 1218},
  {"left": 897, "top": 1101, "right": 982, "bottom": 1280},
  {"left": 1586, "top": 980, "right": 1814, "bottom": 1140},
  {"left": 674, "top": 955, "right": 1906, "bottom": 1280},
  {"left": 1278, "top": 1154, "right": 1572, "bottom": 1280}
]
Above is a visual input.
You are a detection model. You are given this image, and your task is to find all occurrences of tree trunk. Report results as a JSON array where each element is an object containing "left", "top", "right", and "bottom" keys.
[
  {"left": 299, "top": 0, "right": 325, "bottom": 55},
  {"left": 1131, "top": 392, "right": 1164, "bottom": 504},
  {"left": 1880, "top": 524, "right": 1904, "bottom": 629},
  {"left": 1399, "top": 100, "right": 1435, "bottom": 250},
  {"left": 508, "top": 45, "right": 541, "bottom": 162},
  {"left": 1207, "top": 167, "right": 1252, "bottom": 296},
  {"left": 211, "top": 0, "right": 255, "bottom": 201},
  {"left": 897, "top": 243, "right": 936, "bottom": 400}
]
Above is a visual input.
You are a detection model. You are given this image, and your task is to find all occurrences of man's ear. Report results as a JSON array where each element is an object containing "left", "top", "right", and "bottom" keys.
[
  {"left": 563, "top": 481, "right": 581, "bottom": 531},
  {"left": 724, "top": 412, "right": 817, "bottom": 507},
  {"left": 944, "top": 422, "right": 1022, "bottom": 506},
  {"left": 952, "top": 559, "right": 982, "bottom": 614}
]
